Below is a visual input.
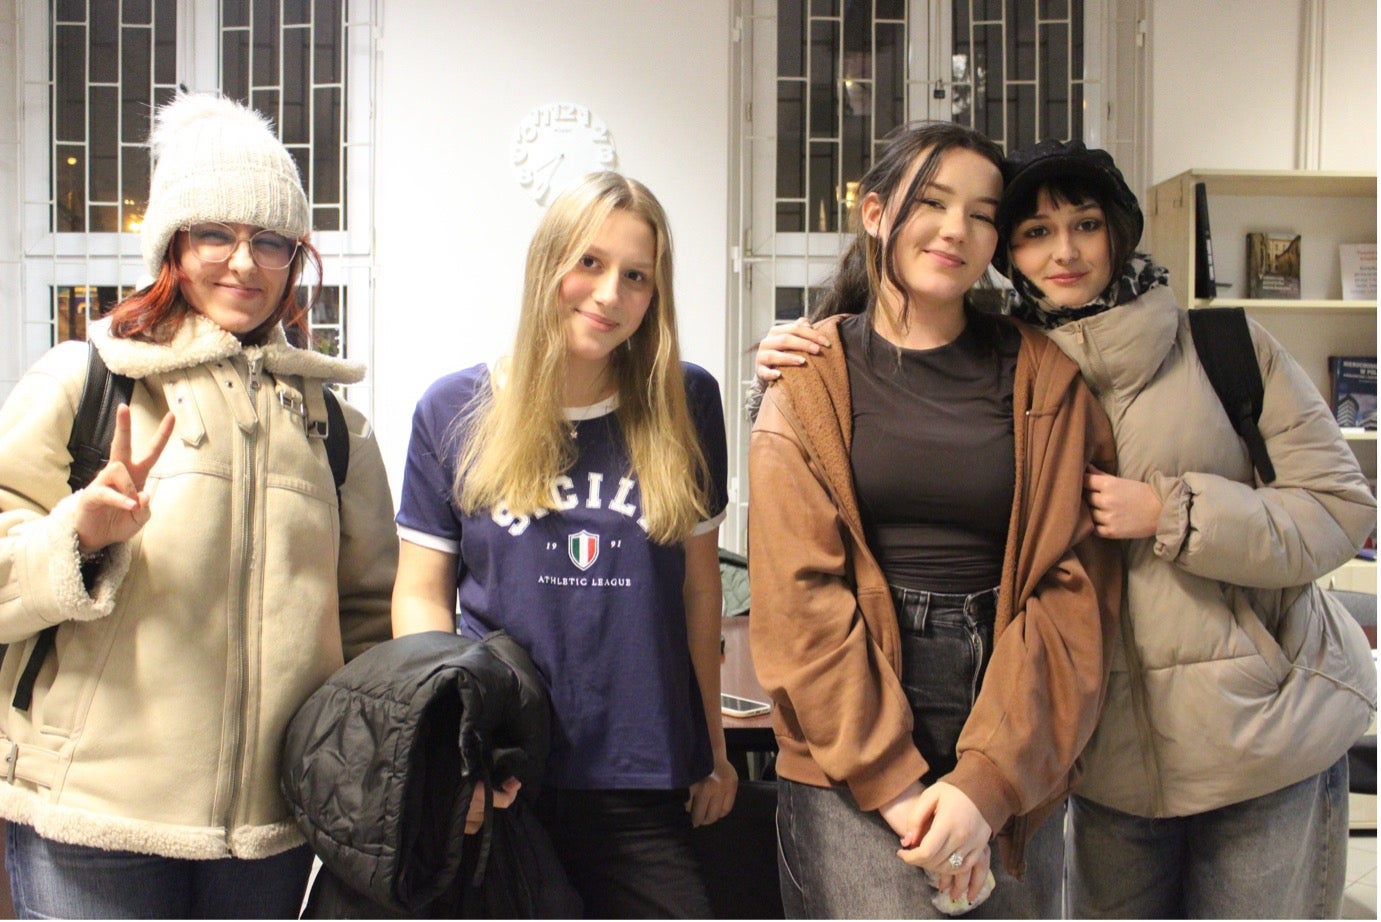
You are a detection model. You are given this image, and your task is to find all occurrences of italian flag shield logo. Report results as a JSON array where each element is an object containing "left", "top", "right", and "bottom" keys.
[{"left": 568, "top": 531, "right": 599, "bottom": 571}]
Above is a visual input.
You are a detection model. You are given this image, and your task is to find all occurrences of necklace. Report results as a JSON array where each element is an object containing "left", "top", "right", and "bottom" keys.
[{"left": 565, "top": 392, "right": 617, "bottom": 442}]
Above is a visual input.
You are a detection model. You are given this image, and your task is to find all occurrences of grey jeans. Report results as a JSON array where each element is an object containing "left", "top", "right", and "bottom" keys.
[
  {"left": 775, "top": 779, "right": 1066, "bottom": 919},
  {"left": 774, "top": 586, "right": 1065, "bottom": 919},
  {"left": 1067, "top": 755, "right": 1350, "bottom": 919}
]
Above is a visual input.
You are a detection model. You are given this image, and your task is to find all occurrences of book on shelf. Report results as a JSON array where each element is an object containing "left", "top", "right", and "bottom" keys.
[
  {"left": 1339, "top": 243, "right": 1377, "bottom": 300},
  {"left": 1245, "top": 232, "right": 1301, "bottom": 299},
  {"left": 1329, "top": 355, "right": 1377, "bottom": 432}
]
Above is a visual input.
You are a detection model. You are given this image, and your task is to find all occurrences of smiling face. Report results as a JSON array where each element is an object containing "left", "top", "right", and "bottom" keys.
[
  {"left": 177, "top": 222, "right": 291, "bottom": 336},
  {"left": 559, "top": 207, "right": 657, "bottom": 391},
  {"left": 1008, "top": 188, "right": 1115, "bottom": 308},
  {"left": 862, "top": 145, "right": 1002, "bottom": 320}
]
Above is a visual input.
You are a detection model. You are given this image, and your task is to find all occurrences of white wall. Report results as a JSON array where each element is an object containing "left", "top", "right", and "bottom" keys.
[
  {"left": 1148, "top": 0, "right": 1377, "bottom": 183},
  {"left": 370, "top": 1, "right": 733, "bottom": 495},
  {"left": 1318, "top": 0, "right": 1377, "bottom": 171},
  {"left": 0, "top": 3, "right": 21, "bottom": 401}
]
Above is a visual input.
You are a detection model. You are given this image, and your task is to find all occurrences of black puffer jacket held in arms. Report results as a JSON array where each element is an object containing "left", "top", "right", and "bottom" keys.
[{"left": 281, "top": 630, "right": 581, "bottom": 917}]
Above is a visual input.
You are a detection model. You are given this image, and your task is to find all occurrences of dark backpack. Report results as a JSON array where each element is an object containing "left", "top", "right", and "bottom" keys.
[
  {"left": 11, "top": 342, "right": 350, "bottom": 711},
  {"left": 1188, "top": 307, "right": 1277, "bottom": 485}
]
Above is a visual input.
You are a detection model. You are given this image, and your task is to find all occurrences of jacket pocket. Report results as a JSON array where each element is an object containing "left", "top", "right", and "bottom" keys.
[
  {"left": 1203, "top": 583, "right": 1377, "bottom": 784},
  {"left": 1226, "top": 586, "right": 1292, "bottom": 686},
  {"left": 1277, "top": 583, "right": 1377, "bottom": 708},
  {"left": 23, "top": 600, "right": 127, "bottom": 739}
]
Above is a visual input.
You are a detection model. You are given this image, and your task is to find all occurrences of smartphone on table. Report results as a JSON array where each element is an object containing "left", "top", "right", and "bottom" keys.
[{"left": 720, "top": 692, "right": 771, "bottom": 718}]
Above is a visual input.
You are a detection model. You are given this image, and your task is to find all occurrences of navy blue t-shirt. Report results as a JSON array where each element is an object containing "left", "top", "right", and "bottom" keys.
[{"left": 396, "top": 363, "right": 728, "bottom": 790}]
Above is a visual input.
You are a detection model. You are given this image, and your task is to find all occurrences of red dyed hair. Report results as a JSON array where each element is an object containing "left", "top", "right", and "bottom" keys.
[{"left": 108, "top": 231, "right": 322, "bottom": 344}]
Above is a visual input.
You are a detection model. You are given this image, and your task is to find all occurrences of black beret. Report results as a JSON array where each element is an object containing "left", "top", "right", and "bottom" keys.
[{"left": 993, "top": 139, "right": 1142, "bottom": 276}]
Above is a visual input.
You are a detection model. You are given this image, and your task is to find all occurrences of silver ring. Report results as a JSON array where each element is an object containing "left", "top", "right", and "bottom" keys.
[{"left": 948, "top": 851, "right": 964, "bottom": 869}]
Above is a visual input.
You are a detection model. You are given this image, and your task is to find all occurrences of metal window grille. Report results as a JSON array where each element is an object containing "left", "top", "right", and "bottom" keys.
[
  {"left": 948, "top": 0, "right": 1086, "bottom": 151},
  {"left": 51, "top": 0, "right": 176, "bottom": 235},
  {"left": 764, "top": 0, "right": 1087, "bottom": 325},
  {"left": 219, "top": 0, "right": 348, "bottom": 233},
  {"left": 292, "top": 284, "right": 346, "bottom": 357},
  {"left": 774, "top": 0, "right": 908, "bottom": 238},
  {"left": 43, "top": 0, "right": 353, "bottom": 359},
  {"left": 51, "top": 284, "right": 134, "bottom": 342},
  {"left": 725, "top": 0, "right": 1104, "bottom": 553}
]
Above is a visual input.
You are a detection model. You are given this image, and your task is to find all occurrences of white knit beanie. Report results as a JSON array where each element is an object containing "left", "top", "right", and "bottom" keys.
[{"left": 140, "top": 93, "right": 311, "bottom": 276}]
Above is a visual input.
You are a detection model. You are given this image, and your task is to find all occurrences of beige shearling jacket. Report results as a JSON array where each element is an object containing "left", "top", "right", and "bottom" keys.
[
  {"left": 0, "top": 314, "right": 396, "bottom": 859},
  {"left": 1049, "top": 287, "right": 1377, "bottom": 817},
  {"left": 749, "top": 314, "right": 1122, "bottom": 873}
]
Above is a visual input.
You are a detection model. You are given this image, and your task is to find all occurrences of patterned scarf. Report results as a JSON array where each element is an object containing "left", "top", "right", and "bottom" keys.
[{"left": 1010, "top": 254, "right": 1169, "bottom": 330}]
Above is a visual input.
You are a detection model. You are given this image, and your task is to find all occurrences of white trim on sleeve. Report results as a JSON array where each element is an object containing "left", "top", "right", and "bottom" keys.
[
  {"left": 396, "top": 525, "right": 460, "bottom": 556},
  {"left": 690, "top": 508, "right": 727, "bottom": 538}
]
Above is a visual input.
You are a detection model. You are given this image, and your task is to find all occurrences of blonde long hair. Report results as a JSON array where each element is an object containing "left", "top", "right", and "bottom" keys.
[{"left": 454, "top": 172, "right": 711, "bottom": 545}]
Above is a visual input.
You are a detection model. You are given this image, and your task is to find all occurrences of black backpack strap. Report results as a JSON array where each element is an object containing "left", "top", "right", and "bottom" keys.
[
  {"left": 16, "top": 344, "right": 135, "bottom": 711},
  {"left": 65, "top": 344, "right": 135, "bottom": 492},
  {"left": 1188, "top": 307, "right": 1277, "bottom": 484},
  {"left": 321, "top": 387, "right": 349, "bottom": 503}
]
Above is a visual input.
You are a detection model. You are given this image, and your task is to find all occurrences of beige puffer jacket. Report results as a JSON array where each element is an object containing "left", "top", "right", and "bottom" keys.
[
  {"left": 0, "top": 314, "right": 397, "bottom": 859},
  {"left": 1047, "top": 287, "right": 1376, "bottom": 818}
]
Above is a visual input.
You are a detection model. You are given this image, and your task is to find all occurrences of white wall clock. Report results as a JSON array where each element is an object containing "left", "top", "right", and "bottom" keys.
[{"left": 510, "top": 103, "right": 619, "bottom": 206}]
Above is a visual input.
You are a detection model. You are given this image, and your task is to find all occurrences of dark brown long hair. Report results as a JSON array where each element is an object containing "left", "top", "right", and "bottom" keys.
[
  {"left": 805, "top": 121, "right": 1006, "bottom": 354},
  {"left": 107, "top": 232, "right": 321, "bottom": 344}
]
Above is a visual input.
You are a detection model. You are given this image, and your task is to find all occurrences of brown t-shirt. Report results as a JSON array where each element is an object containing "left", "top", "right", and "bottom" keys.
[{"left": 843, "top": 313, "right": 1018, "bottom": 592}]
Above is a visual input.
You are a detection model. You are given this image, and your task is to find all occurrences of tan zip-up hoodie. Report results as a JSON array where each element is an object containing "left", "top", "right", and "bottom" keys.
[
  {"left": 0, "top": 315, "right": 396, "bottom": 859},
  {"left": 749, "top": 314, "right": 1121, "bottom": 872}
]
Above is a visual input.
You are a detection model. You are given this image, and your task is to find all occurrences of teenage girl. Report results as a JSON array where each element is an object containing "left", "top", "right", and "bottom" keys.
[
  {"left": 748, "top": 122, "right": 1120, "bottom": 918},
  {"left": 391, "top": 171, "right": 737, "bottom": 919}
]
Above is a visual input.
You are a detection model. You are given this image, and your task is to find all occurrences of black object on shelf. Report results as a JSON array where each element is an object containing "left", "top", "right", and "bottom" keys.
[{"left": 1194, "top": 181, "right": 1218, "bottom": 299}]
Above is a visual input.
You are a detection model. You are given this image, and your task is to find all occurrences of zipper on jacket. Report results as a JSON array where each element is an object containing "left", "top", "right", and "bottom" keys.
[
  {"left": 1116, "top": 596, "right": 1166, "bottom": 816},
  {"left": 1067, "top": 317, "right": 1158, "bottom": 811},
  {"left": 223, "top": 356, "right": 261, "bottom": 839},
  {"left": 1070, "top": 319, "right": 1114, "bottom": 396},
  {"left": 246, "top": 354, "right": 263, "bottom": 398}
]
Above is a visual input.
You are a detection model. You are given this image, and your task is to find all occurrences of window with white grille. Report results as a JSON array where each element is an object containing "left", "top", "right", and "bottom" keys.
[
  {"left": 22, "top": 0, "right": 374, "bottom": 391},
  {"left": 724, "top": 0, "right": 1132, "bottom": 550}
]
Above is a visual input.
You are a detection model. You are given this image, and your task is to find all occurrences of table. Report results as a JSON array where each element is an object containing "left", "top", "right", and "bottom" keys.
[{"left": 720, "top": 616, "right": 777, "bottom": 773}]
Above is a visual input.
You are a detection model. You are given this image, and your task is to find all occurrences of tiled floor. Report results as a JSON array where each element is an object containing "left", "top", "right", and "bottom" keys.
[{"left": 1344, "top": 832, "right": 1377, "bottom": 919}]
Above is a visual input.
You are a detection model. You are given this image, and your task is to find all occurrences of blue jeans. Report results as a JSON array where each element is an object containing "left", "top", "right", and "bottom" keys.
[
  {"left": 533, "top": 787, "right": 712, "bottom": 919},
  {"left": 895, "top": 585, "right": 998, "bottom": 784},
  {"left": 5, "top": 823, "right": 313, "bottom": 919},
  {"left": 1067, "top": 755, "right": 1350, "bottom": 918},
  {"left": 774, "top": 586, "right": 1065, "bottom": 918}
]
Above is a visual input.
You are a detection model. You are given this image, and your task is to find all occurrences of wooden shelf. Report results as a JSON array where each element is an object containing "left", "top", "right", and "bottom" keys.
[
  {"left": 1191, "top": 298, "right": 1377, "bottom": 312},
  {"left": 1319, "top": 558, "right": 1377, "bottom": 594},
  {"left": 1175, "top": 170, "right": 1376, "bottom": 199},
  {"left": 1149, "top": 168, "right": 1377, "bottom": 308},
  {"left": 1151, "top": 169, "right": 1377, "bottom": 538}
]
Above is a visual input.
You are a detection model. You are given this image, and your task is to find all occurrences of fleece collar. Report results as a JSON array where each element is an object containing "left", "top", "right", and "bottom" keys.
[{"left": 88, "top": 315, "right": 366, "bottom": 384}]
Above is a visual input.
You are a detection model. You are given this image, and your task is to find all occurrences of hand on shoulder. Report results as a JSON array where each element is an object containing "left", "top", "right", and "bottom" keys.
[{"left": 755, "top": 317, "right": 831, "bottom": 382}]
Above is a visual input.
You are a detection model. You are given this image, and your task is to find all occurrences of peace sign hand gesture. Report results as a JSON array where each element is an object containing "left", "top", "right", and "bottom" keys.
[{"left": 73, "top": 405, "right": 176, "bottom": 556}]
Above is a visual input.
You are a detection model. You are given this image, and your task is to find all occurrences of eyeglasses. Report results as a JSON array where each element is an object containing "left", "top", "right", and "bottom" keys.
[{"left": 182, "top": 222, "right": 301, "bottom": 270}]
